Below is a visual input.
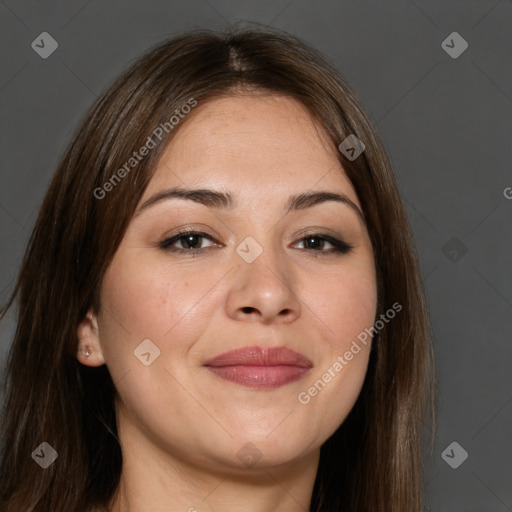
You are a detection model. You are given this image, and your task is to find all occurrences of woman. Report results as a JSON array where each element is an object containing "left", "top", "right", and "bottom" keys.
[{"left": 0, "top": 27, "right": 435, "bottom": 511}]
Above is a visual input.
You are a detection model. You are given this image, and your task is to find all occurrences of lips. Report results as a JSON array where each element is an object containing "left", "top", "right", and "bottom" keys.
[{"left": 203, "top": 346, "right": 312, "bottom": 389}]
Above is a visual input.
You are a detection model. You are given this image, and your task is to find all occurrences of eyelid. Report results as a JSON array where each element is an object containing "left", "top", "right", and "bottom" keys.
[
  {"left": 159, "top": 224, "right": 222, "bottom": 242},
  {"left": 289, "top": 227, "right": 350, "bottom": 244}
]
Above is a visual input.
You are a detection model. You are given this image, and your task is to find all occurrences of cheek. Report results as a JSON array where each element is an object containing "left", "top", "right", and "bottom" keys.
[
  {"left": 98, "top": 251, "right": 223, "bottom": 357},
  {"left": 296, "top": 261, "right": 376, "bottom": 425},
  {"left": 315, "top": 261, "right": 377, "bottom": 353}
]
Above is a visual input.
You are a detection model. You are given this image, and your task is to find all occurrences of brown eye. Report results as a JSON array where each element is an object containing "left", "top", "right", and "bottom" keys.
[
  {"left": 294, "top": 234, "right": 353, "bottom": 254},
  {"left": 160, "top": 231, "right": 219, "bottom": 252}
]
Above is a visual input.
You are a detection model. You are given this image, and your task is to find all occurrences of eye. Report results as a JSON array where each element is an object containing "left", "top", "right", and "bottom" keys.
[
  {"left": 294, "top": 234, "right": 353, "bottom": 254},
  {"left": 159, "top": 230, "right": 220, "bottom": 253},
  {"left": 159, "top": 230, "right": 352, "bottom": 256}
]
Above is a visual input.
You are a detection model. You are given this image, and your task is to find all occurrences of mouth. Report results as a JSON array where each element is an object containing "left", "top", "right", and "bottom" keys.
[{"left": 203, "top": 345, "right": 313, "bottom": 389}]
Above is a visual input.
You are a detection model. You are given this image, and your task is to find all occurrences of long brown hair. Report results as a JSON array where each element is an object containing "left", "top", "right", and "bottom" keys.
[{"left": 0, "top": 26, "right": 435, "bottom": 511}]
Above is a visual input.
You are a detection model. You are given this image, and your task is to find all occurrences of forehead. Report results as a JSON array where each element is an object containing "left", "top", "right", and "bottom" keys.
[{"left": 144, "top": 94, "right": 359, "bottom": 206}]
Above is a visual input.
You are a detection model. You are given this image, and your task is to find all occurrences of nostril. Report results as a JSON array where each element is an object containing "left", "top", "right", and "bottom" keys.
[{"left": 241, "top": 307, "right": 256, "bottom": 314}]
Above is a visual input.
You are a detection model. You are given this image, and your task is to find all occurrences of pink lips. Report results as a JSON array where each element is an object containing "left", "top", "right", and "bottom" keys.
[{"left": 203, "top": 346, "right": 312, "bottom": 389}]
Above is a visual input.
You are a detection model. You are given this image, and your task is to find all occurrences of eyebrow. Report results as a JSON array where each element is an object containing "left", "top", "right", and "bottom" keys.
[{"left": 136, "top": 187, "right": 364, "bottom": 220}]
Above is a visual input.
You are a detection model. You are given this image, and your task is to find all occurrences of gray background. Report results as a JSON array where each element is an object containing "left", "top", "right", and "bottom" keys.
[{"left": 1, "top": 1, "right": 511, "bottom": 510}]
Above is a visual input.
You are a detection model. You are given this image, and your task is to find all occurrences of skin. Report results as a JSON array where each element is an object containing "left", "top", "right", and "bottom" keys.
[{"left": 77, "top": 94, "right": 377, "bottom": 512}]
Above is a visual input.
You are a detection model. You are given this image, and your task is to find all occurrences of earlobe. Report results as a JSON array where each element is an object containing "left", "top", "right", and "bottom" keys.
[{"left": 77, "top": 308, "right": 106, "bottom": 367}]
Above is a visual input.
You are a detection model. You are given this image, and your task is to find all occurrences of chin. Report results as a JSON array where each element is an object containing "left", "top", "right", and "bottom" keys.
[{"left": 227, "top": 431, "right": 318, "bottom": 469}]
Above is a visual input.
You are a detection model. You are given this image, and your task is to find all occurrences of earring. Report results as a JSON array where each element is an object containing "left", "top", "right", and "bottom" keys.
[{"left": 85, "top": 348, "right": 91, "bottom": 357}]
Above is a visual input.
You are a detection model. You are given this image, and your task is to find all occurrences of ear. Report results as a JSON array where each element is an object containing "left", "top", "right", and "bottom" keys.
[{"left": 77, "top": 308, "right": 106, "bottom": 367}]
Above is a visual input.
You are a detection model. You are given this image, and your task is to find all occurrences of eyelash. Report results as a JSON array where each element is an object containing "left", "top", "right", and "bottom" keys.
[{"left": 159, "top": 229, "right": 353, "bottom": 256}]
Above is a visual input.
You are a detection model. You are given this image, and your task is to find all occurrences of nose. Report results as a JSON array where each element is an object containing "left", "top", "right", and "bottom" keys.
[{"left": 225, "top": 241, "right": 301, "bottom": 325}]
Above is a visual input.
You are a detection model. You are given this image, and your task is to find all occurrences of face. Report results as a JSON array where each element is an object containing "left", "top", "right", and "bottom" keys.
[{"left": 78, "top": 94, "right": 377, "bottom": 472}]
